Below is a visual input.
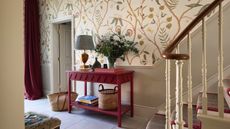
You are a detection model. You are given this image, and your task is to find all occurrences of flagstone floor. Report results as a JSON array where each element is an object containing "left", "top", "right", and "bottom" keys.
[{"left": 24, "top": 98, "right": 150, "bottom": 129}]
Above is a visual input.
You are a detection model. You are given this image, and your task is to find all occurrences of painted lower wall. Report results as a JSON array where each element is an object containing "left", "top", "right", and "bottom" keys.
[
  {"left": 42, "top": 64, "right": 52, "bottom": 95},
  {"left": 42, "top": 63, "right": 162, "bottom": 117},
  {"left": 75, "top": 61, "right": 166, "bottom": 108},
  {"left": 0, "top": 0, "right": 24, "bottom": 129}
]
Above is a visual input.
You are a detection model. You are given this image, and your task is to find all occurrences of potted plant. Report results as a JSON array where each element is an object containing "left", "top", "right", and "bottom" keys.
[{"left": 95, "top": 33, "right": 139, "bottom": 68}]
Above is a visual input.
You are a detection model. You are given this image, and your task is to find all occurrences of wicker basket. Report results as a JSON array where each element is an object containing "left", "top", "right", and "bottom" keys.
[
  {"left": 98, "top": 84, "right": 118, "bottom": 110},
  {"left": 47, "top": 92, "right": 78, "bottom": 111}
]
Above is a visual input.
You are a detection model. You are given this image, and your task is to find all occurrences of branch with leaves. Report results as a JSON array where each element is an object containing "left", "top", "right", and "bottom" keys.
[
  {"left": 79, "top": 0, "right": 109, "bottom": 34},
  {"left": 126, "top": 0, "right": 162, "bottom": 56},
  {"left": 163, "top": 0, "right": 202, "bottom": 43}
]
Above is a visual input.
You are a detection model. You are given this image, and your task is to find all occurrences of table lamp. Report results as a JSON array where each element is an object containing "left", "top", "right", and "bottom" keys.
[{"left": 75, "top": 35, "right": 95, "bottom": 69}]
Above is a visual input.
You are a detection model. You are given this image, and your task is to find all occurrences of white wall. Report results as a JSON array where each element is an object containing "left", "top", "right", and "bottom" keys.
[{"left": 0, "top": 0, "right": 24, "bottom": 129}]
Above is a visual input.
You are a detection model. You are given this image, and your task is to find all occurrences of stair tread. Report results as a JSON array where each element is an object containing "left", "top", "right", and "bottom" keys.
[
  {"left": 146, "top": 114, "right": 165, "bottom": 129},
  {"left": 171, "top": 104, "right": 201, "bottom": 129},
  {"left": 197, "top": 92, "right": 230, "bottom": 113}
]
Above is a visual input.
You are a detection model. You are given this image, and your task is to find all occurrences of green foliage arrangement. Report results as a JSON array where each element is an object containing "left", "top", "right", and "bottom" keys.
[{"left": 95, "top": 33, "right": 139, "bottom": 66}]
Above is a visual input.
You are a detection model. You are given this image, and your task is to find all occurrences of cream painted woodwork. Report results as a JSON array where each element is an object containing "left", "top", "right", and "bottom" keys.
[
  {"left": 59, "top": 23, "right": 72, "bottom": 92},
  {"left": 0, "top": 0, "right": 24, "bottom": 128}
]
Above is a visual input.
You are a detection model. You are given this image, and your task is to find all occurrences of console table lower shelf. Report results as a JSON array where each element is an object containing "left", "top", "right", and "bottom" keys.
[
  {"left": 72, "top": 102, "right": 131, "bottom": 116},
  {"left": 66, "top": 70, "right": 134, "bottom": 127}
]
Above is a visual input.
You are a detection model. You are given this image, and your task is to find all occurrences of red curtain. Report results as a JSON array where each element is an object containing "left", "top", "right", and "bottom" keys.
[{"left": 24, "top": 0, "right": 43, "bottom": 100}]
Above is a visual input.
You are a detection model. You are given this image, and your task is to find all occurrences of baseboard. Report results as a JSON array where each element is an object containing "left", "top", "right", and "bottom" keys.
[{"left": 43, "top": 89, "right": 51, "bottom": 97}]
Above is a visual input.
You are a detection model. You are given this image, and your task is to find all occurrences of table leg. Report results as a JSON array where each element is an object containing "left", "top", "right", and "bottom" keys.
[
  {"left": 84, "top": 81, "right": 87, "bottom": 96},
  {"left": 130, "top": 75, "right": 134, "bottom": 117},
  {"left": 68, "top": 75, "right": 72, "bottom": 113},
  {"left": 117, "top": 84, "right": 122, "bottom": 127}
]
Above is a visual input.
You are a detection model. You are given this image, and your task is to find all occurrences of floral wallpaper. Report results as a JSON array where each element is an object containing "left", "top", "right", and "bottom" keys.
[{"left": 39, "top": 0, "right": 214, "bottom": 66}]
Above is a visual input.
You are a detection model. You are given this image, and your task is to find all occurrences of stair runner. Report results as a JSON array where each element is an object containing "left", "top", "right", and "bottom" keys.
[
  {"left": 197, "top": 92, "right": 230, "bottom": 113},
  {"left": 146, "top": 114, "right": 165, "bottom": 129},
  {"left": 171, "top": 104, "right": 201, "bottom": 129}
]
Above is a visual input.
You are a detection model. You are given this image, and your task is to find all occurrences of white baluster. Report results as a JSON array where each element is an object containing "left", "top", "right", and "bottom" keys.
[
  {"left": 175, "top": 59, "right": 184, "bottom": 129},
  {"left": 71, "top": 15, "right": 76, "bottom": 71},
  {"left": 218, "top": 3, "right": 224, "bottom": 118},
  {"left": 165, "top": 59, "right": 171, "bottom": 129},
  {"left": 187, "top": 33, "right": 193, "bottom": 129},
  {"left": 72, "top": 16, "right": 77, "bottom": 92},
  {"left": 202, "top": 18, "right": 208, "bottom": 115}
]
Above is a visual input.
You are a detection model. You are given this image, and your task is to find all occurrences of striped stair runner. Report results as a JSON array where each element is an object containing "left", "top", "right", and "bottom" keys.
[
  {"left": 145, "top": 92, "right": 230, "bottom": 129},
  {"left": 197, "top": 92, "right": 230, "bottom": 113}
]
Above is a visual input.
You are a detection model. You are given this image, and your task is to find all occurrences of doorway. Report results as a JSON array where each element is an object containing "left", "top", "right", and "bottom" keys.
[
  {"left": 58, "top": 23, "right": 71, "bottom": 91},
  {"left": 51, "top": 19, "right": 73, "bottom": 93}
]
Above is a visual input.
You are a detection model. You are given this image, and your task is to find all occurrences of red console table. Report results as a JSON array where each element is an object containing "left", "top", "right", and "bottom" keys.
[{"left": 66, "top": 69, "right": 134, "bottom": 127}]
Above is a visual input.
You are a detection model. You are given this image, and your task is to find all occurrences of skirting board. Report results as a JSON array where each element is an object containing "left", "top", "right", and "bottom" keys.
[{"left": 43, "top": 89, "right": 51, "bottom": 96}]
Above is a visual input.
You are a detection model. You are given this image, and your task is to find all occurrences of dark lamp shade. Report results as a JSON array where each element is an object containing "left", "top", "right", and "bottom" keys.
[{"left": 75, "top": 35, "right": 95, "bottom": 50}]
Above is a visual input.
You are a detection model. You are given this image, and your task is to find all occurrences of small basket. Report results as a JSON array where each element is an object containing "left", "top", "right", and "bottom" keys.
[{"left": 98, "top": 84, "right": 118, "bottom": 110}]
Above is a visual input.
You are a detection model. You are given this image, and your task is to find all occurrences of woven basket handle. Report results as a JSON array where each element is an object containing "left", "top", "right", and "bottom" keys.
[
  {"left": 114, "top": 86, "right": 118, "bottom": 93},
  {"left": 98, "top": 84, "right": 104, "bottom": 92}
]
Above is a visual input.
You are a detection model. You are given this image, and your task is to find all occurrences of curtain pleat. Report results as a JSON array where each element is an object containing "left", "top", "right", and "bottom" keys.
[{"left": 24, "top": 0, "right": 43, "bottom": 100}]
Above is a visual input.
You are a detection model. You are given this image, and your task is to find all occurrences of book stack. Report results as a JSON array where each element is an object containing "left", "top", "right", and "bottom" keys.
[{"left": 77, "top": 95, "right": 98, "bottom": 106}]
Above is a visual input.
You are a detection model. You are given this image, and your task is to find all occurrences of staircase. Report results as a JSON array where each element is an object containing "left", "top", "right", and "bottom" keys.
[{"left": 147, "top": 0, "right": 230, "bottom": 129}]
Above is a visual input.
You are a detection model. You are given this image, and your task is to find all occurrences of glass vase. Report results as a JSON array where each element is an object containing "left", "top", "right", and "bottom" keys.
[{"left": 107, "top": 57, "right": 116, "bottom": 69}]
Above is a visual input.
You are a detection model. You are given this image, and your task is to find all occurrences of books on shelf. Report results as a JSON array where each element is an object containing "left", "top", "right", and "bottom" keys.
[
  {"left": 77, "top": 101, "right": 98, "bottom": 106},
  {"left": 77, "top": 95, "right": 98, "bottom": 105}
]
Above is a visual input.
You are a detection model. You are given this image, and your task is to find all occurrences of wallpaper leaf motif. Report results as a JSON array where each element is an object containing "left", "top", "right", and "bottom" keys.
[
  {"left": 195, "top": 3, "right": 215, "bottom": 17},
  {"left": 166, "top": 0, "right": 179, "bottom": 10},
  {"left": 186, "top": 3, "right": 202, "bottom": 8},
  {"left": 39, "top": 0, "right": 215, "bottom": 66},
  {"left": 159, "top": 28, "right": 170, "bottom": 44},
  {"left": 152, "top": 52, "right": 156, "bottom": 64},
  {"left": 155, "top": 0, "right": 160, "bottom": 5},
  {"left": 48, "top": 0, "right": 64, "bottom": 18}
]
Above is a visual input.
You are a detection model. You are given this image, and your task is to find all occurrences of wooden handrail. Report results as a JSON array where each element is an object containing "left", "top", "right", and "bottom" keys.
[{"left": 162, "top": 0, "right": 224, "bottom": 60}]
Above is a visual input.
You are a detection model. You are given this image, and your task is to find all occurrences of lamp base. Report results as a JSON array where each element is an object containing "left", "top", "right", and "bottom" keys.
[
  {"left": 80, "top": 65, "right": 90, "bottom": 69},
  {"left": 79, "top": 65, "right": 91, "bottom": 71}
]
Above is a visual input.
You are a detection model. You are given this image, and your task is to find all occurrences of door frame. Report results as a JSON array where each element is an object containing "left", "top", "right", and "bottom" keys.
[{"left": 51, "top": 16, "right": 75, "bottom": 93}]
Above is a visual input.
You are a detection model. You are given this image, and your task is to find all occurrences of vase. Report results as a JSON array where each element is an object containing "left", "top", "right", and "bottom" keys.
[
  {"left": 92, "top": 57, "right": 101, "bottom": 70},
  {"left": 107, "top": 57, "right": 116, "bottom": 68}
]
